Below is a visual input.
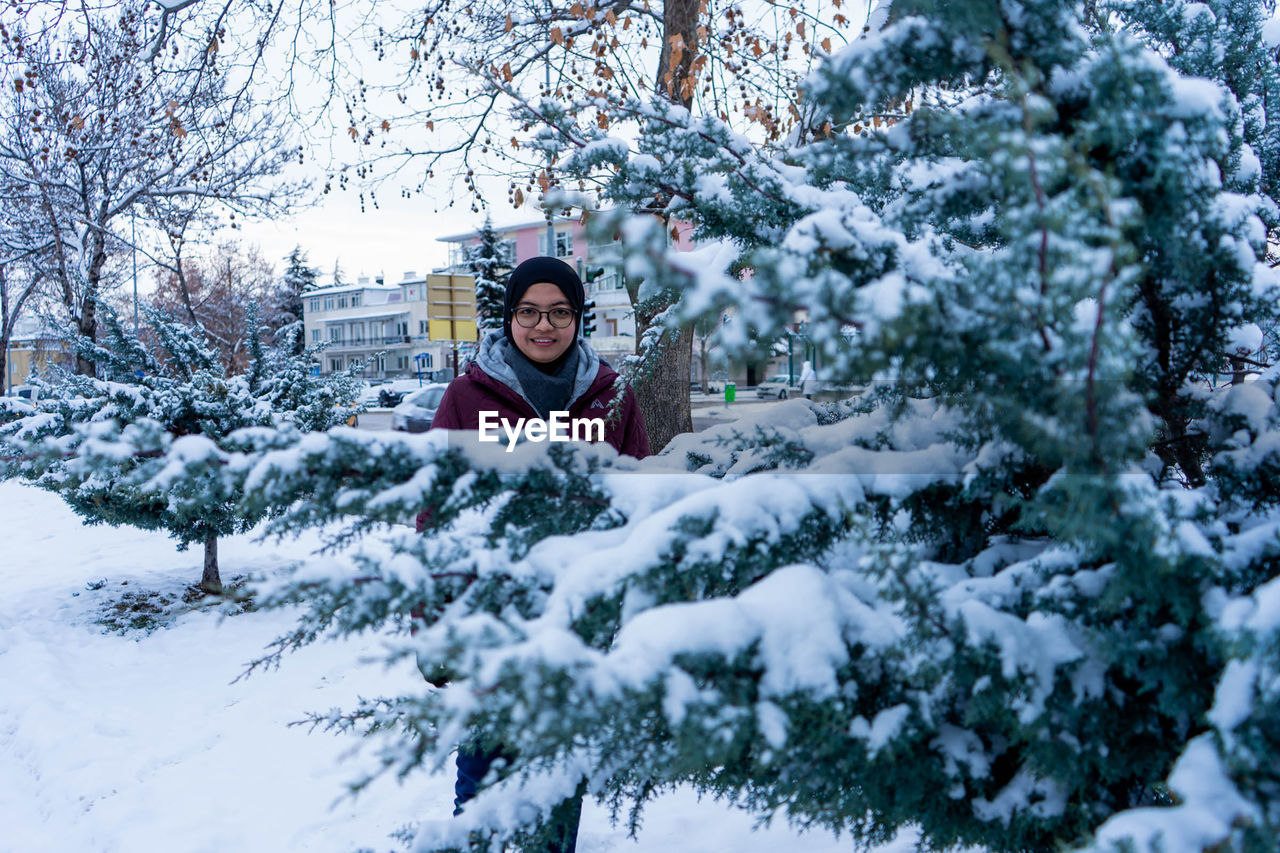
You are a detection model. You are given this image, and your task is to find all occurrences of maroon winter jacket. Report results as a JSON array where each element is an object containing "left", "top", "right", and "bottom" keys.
[
  {"left": 414, "top": 358, "right": 648, "bottom": 535},
  {"left": 430, "top": 360, "right": 650, "bottom": 459}
]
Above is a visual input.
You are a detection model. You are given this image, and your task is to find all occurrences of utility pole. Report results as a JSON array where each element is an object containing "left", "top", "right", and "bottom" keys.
[
  {"left": 131, "top": 209, "right": 139, "bottom": 334},
  {"left": 545, "top": 0, "right": 556, "bottom": 260}
]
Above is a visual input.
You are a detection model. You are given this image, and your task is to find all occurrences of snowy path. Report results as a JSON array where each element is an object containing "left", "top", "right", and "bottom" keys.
[{"left": 0, "top": 480, "right": 913, "bottom": 852}]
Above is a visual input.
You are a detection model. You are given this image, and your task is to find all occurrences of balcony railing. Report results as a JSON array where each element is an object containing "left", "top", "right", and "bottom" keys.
[{"left": 324, "top": 336, "right": 412, "bottom": 349}]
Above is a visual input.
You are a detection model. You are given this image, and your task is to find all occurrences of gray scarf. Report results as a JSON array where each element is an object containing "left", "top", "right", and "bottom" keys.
[
  {"left": 473, "top": 330, "right": 601, "bottom": 419},
  {"left": 503, "top": 344, "right": 579, "bottom": 421}
]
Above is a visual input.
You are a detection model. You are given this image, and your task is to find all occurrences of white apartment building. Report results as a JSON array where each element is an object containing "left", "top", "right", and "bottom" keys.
[{"left": 302, "top": 271, "right": 477, "bottom": 379}]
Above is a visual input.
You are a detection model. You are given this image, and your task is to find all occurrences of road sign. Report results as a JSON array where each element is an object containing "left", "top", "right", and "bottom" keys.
[{"left": 426, "top": 274, "right": 478, "bottom": 342}]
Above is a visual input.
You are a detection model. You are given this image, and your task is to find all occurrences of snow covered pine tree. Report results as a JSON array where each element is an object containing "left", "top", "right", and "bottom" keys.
[
  {"left": 223, "top": 0, "right": 1280, "bottom": 851},
  {"left": 467, "top": 216, "right": 511, "bottom": 335},
  {"left": 267, "top": 246, "right": 321, "bottom": 355},
  {"left": 0, "top": 306, "right": 361, "bottom": 592}
]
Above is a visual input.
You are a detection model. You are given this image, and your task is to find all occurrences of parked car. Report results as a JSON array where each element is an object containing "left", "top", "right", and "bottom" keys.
[
  {"left": 755, "top": 375, "right": 803, "bottom": 399},
  {"left": 376, "top": 378, "right": 430, "bottom": 408},
  {"left": 1, "top": 384, "right": 40, "bottom": 411},
  {"left": 391, "top": 384, "right": 448, "bottom": 433},
  {"left": 4, "top": 384, "right": 41, "bottom": 401},
  {"left": 357, "top": 382, "right": 385, "bottom": 407}
]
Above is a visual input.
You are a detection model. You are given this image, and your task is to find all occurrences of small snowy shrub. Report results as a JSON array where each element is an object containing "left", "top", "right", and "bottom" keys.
[{"left": 0, "top": 306, "right": 361, "bottom": 592}]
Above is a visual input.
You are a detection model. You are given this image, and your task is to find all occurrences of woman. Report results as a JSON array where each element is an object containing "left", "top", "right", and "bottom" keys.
[
  {"left": 430, "top": 255, "right": 649, "bottom": 458},
  {"left": 423, "top": 256, "right": 648, "bottom": 853}
]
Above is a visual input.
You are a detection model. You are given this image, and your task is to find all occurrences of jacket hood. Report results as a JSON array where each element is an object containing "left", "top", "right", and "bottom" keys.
[{"left": 472, "top": 329, "right": 603, "bottom": 414}]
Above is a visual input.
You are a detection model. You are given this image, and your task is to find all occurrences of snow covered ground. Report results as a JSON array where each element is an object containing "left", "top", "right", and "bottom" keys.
[{"left": 0, "top": 479, "right": 923, "bottom": 853}]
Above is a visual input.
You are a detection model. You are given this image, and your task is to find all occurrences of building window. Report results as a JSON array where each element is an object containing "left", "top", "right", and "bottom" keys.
[
  {"left": 606, "top": 318, "right": 617, "bottom": 336},
  {"left": 329, "top": 326, "right": 343, "bottom": 343},
  {"left": 350, "top": 293, "right": 361, "bottom": 307},
  {"left": 308, "top": 297, "right": 320, "bottom": 314},
  {"left": 310, "top": 329, "right": 322, "bottom": 343},
  {"left": 350, "top": 323, "right": 364, "bottom": 344},
  {"left": 419, "top": 319, "right": 429, "bottom": 335},
  {"left": 329, "top": 357, "right": 343, "bottom": 372},
  {"left": 396, "top": 355, "right": 409, "bottom": 371},
  {"left": 395, "top": 321, "right": 408, "bottom": 338},
  {"left": 337, "top": 294, "right": 348, "bottom": 309},
  {"left": 323, "top": 295, "right": 335, "bottom": 311},
  {"left": 539, "top": 231, "right": 572, "bottom": 257},
  {"left": 500, "top": 239, "right": 517, "bottom": 265}
]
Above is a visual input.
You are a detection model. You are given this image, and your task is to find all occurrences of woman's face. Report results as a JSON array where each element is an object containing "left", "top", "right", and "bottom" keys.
[{"left": 511, "top": 282, "right": 577, "bottom": 365}]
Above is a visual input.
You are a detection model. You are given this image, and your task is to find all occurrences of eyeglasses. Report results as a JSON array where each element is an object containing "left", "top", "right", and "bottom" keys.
[{"left": 513, "top": 307, "right": 576, "bottom": 329}]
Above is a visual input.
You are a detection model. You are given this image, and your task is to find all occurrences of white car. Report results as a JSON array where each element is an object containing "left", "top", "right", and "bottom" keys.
[
  {"left": 3, "top": 384, "right": 42, "bottom": 402},
  {"left": 391, "top": 384, "right": 448, "bottom": 433},
  {"left": 755, "top": 375, "right": 803, "bottom": 399}
]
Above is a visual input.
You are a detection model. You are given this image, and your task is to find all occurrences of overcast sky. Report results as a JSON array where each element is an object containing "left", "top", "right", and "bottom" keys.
[{"left": 239, "top": 186, "right": 460, "bottom": 285}]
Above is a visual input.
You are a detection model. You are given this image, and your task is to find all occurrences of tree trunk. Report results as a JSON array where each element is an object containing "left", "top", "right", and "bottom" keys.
[
  {"left": 625, "top": 0, "right": 700, "bottom": 453},
  {"left": 1230, "top": 356, "right": 1247, "bottom": 386},
  {"left": 0, "top": 266, "right": 7, "bottom": 394},
  {"left": 75, "top": 226, "right": 110, "bottom": 376},
  {"left": 74, "top": 302, "right": 98, "bottom": 377},
  {"left": 1, "top": 267, "right": 46, "bottom": 394},
  {"left": 201, "top": 531, "right": 222, "bottom": 593},
  {"left": 633, "top": 297, "right": 694, "bottom": 453},
  {"left": 658, "top": 0, "right": 700, "bottom": 109}
]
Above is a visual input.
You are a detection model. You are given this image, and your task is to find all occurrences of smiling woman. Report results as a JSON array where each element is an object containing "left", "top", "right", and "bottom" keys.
[{"left": 415, "top": 256, "right": 648, "bottom": 853}]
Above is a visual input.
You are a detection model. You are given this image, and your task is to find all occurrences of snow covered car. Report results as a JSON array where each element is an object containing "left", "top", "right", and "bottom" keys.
[
  {"left": 357, "top": 382, "right": 386, "bottom": 407},
  {"left": 391, "top": 384, "right": 448, "bottom": 433},
  {"left": 3, "top": 384, "right": 42, "bottom": 402},
  {"left": 755, "top": 375, "right": 802, "bottom": 399}
]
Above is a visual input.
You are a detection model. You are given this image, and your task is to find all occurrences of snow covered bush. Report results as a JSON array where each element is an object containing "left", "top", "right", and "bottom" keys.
[
  {"left": 215, "top": 1, "right": 1280, "bottom": 851},
  {"left": 0, "top": 306, "right": 361, "bottom": 592}
]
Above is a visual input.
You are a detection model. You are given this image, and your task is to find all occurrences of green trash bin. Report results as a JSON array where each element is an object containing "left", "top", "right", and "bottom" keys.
[{"left": 725, "top": 382, "right": 736, "bottom": 403}]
